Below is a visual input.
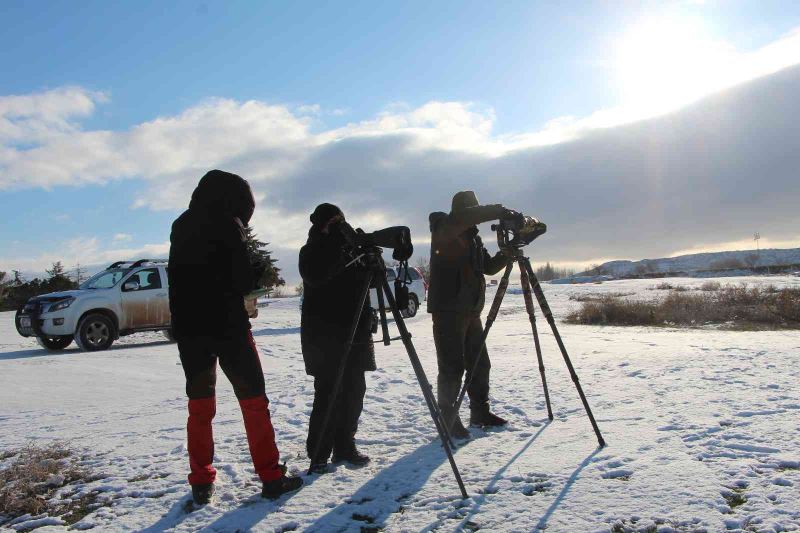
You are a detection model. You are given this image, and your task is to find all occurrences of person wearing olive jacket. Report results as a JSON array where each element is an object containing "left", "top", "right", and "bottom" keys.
[
  {"left": 427, "top": 191, "right": 517, "bottom": 439},
  {"left": 299, "top": 203, "right": 375, "bottom": 472}
]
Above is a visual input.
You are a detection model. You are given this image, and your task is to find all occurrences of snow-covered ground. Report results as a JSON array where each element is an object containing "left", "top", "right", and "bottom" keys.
[{"left": 1, "top": 276, "right": 798, "bottom": 532}]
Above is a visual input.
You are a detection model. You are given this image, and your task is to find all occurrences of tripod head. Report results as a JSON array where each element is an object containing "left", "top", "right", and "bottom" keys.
[{"left": 492, "top": 215, "right": 547, "bottom": 250}]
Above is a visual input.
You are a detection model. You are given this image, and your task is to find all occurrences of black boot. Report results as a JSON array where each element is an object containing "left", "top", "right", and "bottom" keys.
[
  {"left": 332, "top": 444, "right": 370, "bottom": 466},
  {"left": 308, "top": 461, "right": 329, "bottom": 474},
  {"left": 470, "top": 404, "right": 508, "bottom": 427},
  {"left": 261, "top": 464, "right": 303, "bottom": 499},
  {"left": 191, "top": 483, "right": 214, "bottom": 505}
]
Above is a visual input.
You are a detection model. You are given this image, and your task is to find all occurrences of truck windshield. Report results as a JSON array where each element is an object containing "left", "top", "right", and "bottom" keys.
[{"left": 80, "top": 269, "right": 127, "bottom": 289}]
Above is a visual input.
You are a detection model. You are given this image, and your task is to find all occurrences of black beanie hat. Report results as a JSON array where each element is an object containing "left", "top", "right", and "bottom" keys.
[{"left": 310, "top": 203, "right": 344, "bottom": 227}]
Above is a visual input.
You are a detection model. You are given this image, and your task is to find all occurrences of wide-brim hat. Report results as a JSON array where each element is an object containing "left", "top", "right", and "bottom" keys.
[{"left": 451, "top": 191, "right": 479, "bottom": 213}]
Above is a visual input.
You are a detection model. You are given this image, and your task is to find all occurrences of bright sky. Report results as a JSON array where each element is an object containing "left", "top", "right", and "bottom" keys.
[{"left": 2, "top": 0, "right": 800, "bottom": 283}]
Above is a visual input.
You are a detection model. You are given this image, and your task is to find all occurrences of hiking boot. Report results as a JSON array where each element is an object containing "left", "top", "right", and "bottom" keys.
[
  {"left": 470, "top": 409, "right": 508, "bottom": 428},
  {"left": 332, "top": 446, "right": 370, "bottom": 466},
  {"left": 441, "top": 409, "right": 471, "bottom": 440},
  {"left": 191, "top": 483, "right": 214, "bottom": 505},
  {"left": 308, "top": 461, "right": 330, "bottom": 474},
  {"left": 261, "top": 473, "right": 303, "bottom": 499},
  {"left": 449, "top": 415, "right": 472, "bottom": 439}
]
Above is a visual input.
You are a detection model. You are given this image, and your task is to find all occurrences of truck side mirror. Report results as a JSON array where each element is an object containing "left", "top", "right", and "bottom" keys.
[{"left": 123, "top": 281, "right": 140, "bottom": 292}]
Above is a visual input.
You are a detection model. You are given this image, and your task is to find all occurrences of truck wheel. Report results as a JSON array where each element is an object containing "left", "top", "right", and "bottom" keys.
[
  {"left": 75, "top": 314, "right": 115, "bottom": 351},
  {"left": 402, "top": 294, "right": 419, "bottom": 318},
  {"left": 36, "top": 336, "right": 73, "bottom": 351}
]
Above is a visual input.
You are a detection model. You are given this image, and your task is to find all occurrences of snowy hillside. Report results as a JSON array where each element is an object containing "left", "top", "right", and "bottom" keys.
[
  {"left": 577, "top": 248, "right": 800, "bottom": 279},
  {"left": 1, "top": 276, "right": 799, "bottom": 532}
]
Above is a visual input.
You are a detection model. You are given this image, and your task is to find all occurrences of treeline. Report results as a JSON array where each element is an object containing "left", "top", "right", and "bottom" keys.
[
  {"left": 0, "top": 262, "right": 79, "bottom": 312},
  {"left": 535, "top": 262, "right": 575, "bottom": 281}
]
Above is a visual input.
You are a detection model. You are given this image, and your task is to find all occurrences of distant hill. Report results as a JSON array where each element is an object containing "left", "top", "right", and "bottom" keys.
[{"left": 572, "top": 248, "right": 800, "bottom": 280}]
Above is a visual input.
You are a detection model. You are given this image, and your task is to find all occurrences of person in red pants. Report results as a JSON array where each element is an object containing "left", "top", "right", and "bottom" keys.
[{"left": 168, "top": 169, "right": 302, "bottom": 505}]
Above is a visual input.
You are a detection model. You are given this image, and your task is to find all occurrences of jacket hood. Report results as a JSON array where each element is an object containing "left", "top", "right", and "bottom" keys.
[
  {"left": 189, "top": 169, "right": 255, "bottom": 224},
  {"left": 429, "top": 211, "right": 447, "bottom": 232}
]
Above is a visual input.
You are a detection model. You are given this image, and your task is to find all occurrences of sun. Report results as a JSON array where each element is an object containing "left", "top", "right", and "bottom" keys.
[{"left": 614, "top": 16, "right": 735, "bottom": 115}]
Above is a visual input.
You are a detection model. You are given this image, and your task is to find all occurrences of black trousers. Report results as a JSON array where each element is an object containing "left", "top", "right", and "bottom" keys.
[
  {"left": 177, "top": 333, "right": 266, "bottom": 400},
  {"left": 306, "top": 366, "right": 366, "bottom": 462},
  {"left": 432, "top": 312, "right": 491, "bottom": 413}
]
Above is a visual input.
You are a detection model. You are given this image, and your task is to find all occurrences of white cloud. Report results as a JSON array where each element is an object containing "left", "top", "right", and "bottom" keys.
[
  {"left": 112, "top": 233, "right": 133, "bottom": 243},
  {"left": 0, "top": 87, "right": 107, "bottom": 145}
]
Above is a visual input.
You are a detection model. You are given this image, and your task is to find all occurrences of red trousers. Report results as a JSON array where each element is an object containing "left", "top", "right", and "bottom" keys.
[{"left": 180, "top": 332, "right": 282, "bottom": 485}]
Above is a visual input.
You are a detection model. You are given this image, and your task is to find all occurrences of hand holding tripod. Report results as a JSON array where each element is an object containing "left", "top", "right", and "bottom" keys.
[
  {"left": 307, "top": 240, "right": 469, "bottom": 498},
  {"left": 454, "top": 218, "right": 606, "bottom": 447}
]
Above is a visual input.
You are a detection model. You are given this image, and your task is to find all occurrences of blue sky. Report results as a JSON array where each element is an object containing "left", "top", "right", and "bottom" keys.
[{"left": 2, "top": 0, "right": 800, "bottom": 283}]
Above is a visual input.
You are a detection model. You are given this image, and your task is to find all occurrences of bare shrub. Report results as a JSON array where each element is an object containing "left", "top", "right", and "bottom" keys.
[
  {"left": 566, "top": 296, "right": 657, "bottom": 326},
  {"left": 565, "top": 285, "right": 800, "bottom": 329},
  {"left": 0, "top": 442, "right": 96, "bottom": 526},
  {"left": 651, "top": 282, "right": 674, "bottom": 290},
  {"left": 649, "top": 282, "right": 688, "bottom": 291},
  {"left": 699, "top": 281, "right": 721, "bottom": 291}
]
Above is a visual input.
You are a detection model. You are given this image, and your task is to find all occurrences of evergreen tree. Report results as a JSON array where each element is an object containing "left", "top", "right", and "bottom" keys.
[
  {"left": 44, "top": 261, "right": 78, "bottom": 293},
  {"left": 46, "top": 261, "right": 66, "bottom": 279},
  {"left": 243, "top": 226, "right": 285, "bottom": 292}
]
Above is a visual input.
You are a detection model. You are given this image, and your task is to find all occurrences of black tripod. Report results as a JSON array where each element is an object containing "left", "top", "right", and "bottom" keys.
[
  {"left": 454, "top": 247, "right": 606, "bottom": 447},
  {"left": 307, "top": 248, "right": 469, "bottom": 499}
]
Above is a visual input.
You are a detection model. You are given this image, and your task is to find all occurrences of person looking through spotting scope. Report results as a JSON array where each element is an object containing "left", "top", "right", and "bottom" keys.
[
  {"left": 168, "top": 170, "right": 303, "bottom": 505},
  {"left": 428, "top": 191, "right": 520, "bottom": 439},
  {"left": 300, "top": 203, "right": 374, "bottom": 473}
]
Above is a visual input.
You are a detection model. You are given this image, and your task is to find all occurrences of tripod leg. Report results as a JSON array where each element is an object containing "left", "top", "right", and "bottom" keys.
[
  {"left": 375, "top": 279, "right": 391, "bottom": 346},
  {"left": 379, "top": 275, "right": 469, "bottom": 499},
  {"left": 307, "top": 272, "right": 374, "bottom": 474},
  {"left": 517, "top": 258, "right": 554, "bottom": 421},
  {"left": 453, "top": 261, "right": 513, "bottom": 415},
  {"left": 522, "top": 259, "right": 606, "bottom": 447}
]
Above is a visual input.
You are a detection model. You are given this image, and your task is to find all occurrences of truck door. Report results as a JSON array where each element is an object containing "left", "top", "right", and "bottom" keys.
[{"left": 120, "top": 267, "right": 169, "bottom": 330}]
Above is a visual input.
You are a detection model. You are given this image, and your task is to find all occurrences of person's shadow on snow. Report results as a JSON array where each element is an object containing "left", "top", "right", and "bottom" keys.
[{"left": 304, "top": 439, "right": 453, "bottom": 532}]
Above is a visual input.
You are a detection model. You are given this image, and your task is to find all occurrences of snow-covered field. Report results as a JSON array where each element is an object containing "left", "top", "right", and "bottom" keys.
[{"left": 1, "top": 276, "right": 798, "bottom": 532}]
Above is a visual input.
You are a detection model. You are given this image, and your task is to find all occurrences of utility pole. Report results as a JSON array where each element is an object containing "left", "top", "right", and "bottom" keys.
[
  {"left": 73, "top": 263, "right": 86, "bottom": 284},
  {"left": 754, "top": 232, "right": 761, "bottom": 252}
]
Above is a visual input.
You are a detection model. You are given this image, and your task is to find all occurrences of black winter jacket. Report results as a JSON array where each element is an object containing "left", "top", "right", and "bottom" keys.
[
  {"left": 299, "top": 229, "right": 376, "bottom": 377},
  {"left": 427, "top": 205, "right": 510, "bottom": 315},
  {"left": 168, "top": 171, "right": 257, "bottom": 339}
]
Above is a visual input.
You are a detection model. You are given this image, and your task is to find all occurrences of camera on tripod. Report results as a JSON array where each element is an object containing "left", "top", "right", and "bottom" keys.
[
  {"left": 336, "top": 221, "right": 413, "bottom": 262},
  {"left": 492, "top": 214, "right": 547, "bottom": 249},
  {"left": 336, "top": 220, "right": 415, "bottom": 318}
]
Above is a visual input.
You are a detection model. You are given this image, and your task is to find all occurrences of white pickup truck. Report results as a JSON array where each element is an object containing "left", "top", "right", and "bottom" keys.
[{"left": 15, "top": 259, "right": 264, "bottom": 352}]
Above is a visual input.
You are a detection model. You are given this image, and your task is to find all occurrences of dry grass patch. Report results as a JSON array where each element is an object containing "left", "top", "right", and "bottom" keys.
[
  {"left": 0, "top": 442, "right": 99, "bottom": 528},
  {"left": 569, "top": 292, "right": 635, "bottom": 302},
  {"left": 566, "top": 284, "right": 800, "bottom": 329},
  {"left": 649, "top": 282, "right": 689, "bottom": 291}
]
